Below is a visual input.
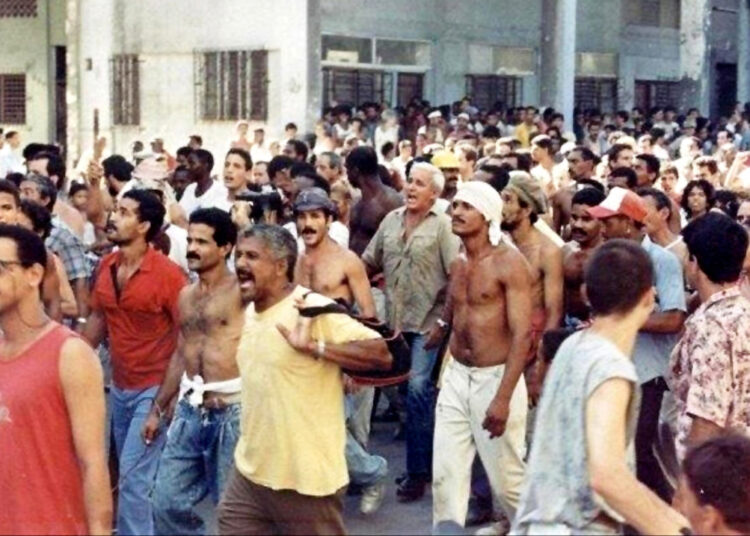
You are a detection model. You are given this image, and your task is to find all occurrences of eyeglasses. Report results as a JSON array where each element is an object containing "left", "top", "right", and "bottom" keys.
[{"left": 0, "top": 260, "right": 21, "bottom": 274}]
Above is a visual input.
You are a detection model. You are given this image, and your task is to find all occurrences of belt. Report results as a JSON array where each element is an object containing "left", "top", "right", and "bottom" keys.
[{"left": 198, "top": 392, "right": 242, "bottom": 410}]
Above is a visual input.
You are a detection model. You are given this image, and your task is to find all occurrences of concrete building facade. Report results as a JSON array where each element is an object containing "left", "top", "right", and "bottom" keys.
[{"left": 0, "top": 0, "right": 747, "bottom": 163}]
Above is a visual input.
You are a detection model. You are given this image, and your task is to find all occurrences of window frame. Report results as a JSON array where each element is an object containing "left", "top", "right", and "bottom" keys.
[
  {"left": 111, "top": 54, "right": 140, "bottom": 126},
  {"left": 0, "top": 74, "right": 26, "bottom": 125},
  {"left": 465, "top": 74, "right": 524, "bottom": 112}
]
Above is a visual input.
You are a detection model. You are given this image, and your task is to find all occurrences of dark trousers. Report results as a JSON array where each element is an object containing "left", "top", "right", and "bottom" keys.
[
  {"left": 635, "top": 377, "right": 673, "bottom": 502},
  {"left": 218, "top": 467, "right": 346, "bottom": 535}
]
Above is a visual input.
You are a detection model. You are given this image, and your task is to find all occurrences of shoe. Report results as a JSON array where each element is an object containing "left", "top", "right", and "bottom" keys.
[
  {"left": 396, "top": 476, "right": 427, "bottom": 503},
  {"left": 360, "top": 481, "right": 386, "bottom": 515},
  {"left": 474, "top": 515, "right": 511, "bottom": 536},
  {"left": 395, "top": 472, "right": 407, "bottom": 485},
  {"left": 465, "top": 498, "right": 494, "bottom": 527}
]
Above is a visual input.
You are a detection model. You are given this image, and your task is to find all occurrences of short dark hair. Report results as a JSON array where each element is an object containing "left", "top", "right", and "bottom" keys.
[
  {"left": 571, "top": 187, "right": 606, "bottom": 208},
  {"left": 616, "top": 110, "right": 629, "bottom": 122},
  {"left": 683, "top": 434, "right": 750, "bottom": 534},
  {"left": 381, "top": 141, "right": 395, "bottom": 158},
  {"left": 68, "top": 182, "right": 89, "bottom": 198},
  {"left": 681, "top": 179, "right": 716, "bottom": 219},
  {"left": 638, "top": 187, "right": 672, "bottom": 219},
  {"left": 176, "top": 146, "right": 192, "bottom": 160},
  {"left": 505, "top": 151, "right": 532, "bottom": 172},
  {"left": 286, "top": 139, "right": 309, "bottom": 161},
  {"left": 584, "top": 239, "right": 654, "bottom": 316},
  {"left": 345, "top": 146, "right": 379, "bottom": 176},
  {"left": 102, "top": 155, "right": 133, "bottom": 183},
  {"left": 267, "top": 156, "right": 295, "bottom": 179},
  {"left": 682, "top": 212, "right": 748, "bottom": 284},
  {"left": 477, "top": 165, "right": 510, "bottom": 193},
  {"left": 294, "top": 171, "right": 331, "bottom": 195},
  {"left": 189, "top": 134, "right": 203, "bottom": 145},
  {"left": 715, "top": 189, "right": 740, "bottom": 220},
  {"left": 285, "top": 122, "right": 298, "bottom": 131},
  {"left": 191, "top": 149, "right": 214, "bottom": 173},
  {"left": 239, "top": 223, "right": 298, "bottom": 282},
  {"left": 609, "top": 167, "right": 638, "bottom": 189},
  {"left": 29, "top": 151, "right": 66, "bottom": 190},
  {"left": 23, "top": 173, "right": 57, "bottom": 210},
  {"left": 636, "top": 153, "right": 660, "bottom": 177},
  {"left": 4, "top": 172, "right": 24, "bottom": 188},
  {"left": 122, "top": 189, "right": 166, "bottom": 242},
  {"left": 571, "top": 146, "right": 598, "bottom": 163},
  {"left": 19, "top": 199, "right": 53, "bottom": 240},
  {"left": 189, "top": 208, "right": 237, "bottom": 254},
  {"left": 0, "top": 223, "right": 47, "bottom": 270},
  {"left": 226, "top": 148, "right": 253, "bottom": 170},
  {"left": 22, "top": 143, "right": 52, "bottom": 162},
  {"left": 0, "top": 179, "right": 20, "bottom": 206}
]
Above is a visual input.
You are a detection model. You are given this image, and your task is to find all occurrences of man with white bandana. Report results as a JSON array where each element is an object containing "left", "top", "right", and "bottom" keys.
[{"left": 427, "top": 181, "right": 533, "bottom": 531}]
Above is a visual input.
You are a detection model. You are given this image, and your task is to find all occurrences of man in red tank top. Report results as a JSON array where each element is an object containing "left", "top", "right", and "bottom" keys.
[{"left": 0, "top": 224, "right": 111, "bottom": 535}]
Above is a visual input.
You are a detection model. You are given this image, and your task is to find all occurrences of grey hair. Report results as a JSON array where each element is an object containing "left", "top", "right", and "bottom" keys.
[
  {"left": 320, "top": 151, "right": 342, "bottom": 170},
  {"left": 239, "top": 223, "right": 298, "bottom": 282},
  {"left": 409, "top": 162, "right": 445, "bottom": 194},
  {"left": 23, "top": 173, "right": 57, "bottom": 208}
]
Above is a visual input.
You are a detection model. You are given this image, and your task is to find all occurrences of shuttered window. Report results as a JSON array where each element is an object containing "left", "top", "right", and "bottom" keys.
[
  {"left": 465, "top": 75, "right": 523, "bottom": 112},
  {"left": 575, "top": 78, "right": 618, "bottom": 115},
  {"left": 111, "top": 55, "right": 140, "bottom": 125},
  {"left": 0, "top": 0, "right": 37, "bottom": 17},
  {"left": 0, "top": 74, "right": 26, "bottom": 124},
  {"left": 195, "top": 50, "right": 269, "bottom": 121}
]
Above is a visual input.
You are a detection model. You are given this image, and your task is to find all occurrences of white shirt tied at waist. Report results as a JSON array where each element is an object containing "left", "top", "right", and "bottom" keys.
[{"left": 179, "top": 373, "right": 242, "bottom": 407}]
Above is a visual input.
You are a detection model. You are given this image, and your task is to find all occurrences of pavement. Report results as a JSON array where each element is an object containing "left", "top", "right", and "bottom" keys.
[{"left": 343, "top": 421, "right": 434, "bottom": 535}]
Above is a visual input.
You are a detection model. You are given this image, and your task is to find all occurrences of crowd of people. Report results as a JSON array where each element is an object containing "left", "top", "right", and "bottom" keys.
[{"left": 1, "top": 95, "right": 750, "bottom": 536}]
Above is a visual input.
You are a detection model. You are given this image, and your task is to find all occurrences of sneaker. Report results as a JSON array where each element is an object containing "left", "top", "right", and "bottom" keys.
[{"left": 359, "top": 481, "right": 386, "bottom": 515}]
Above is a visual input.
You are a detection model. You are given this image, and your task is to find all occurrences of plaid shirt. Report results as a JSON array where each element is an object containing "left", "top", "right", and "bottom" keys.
[{"left": 46, "top": 219, "right": 91, "bottom": 281}]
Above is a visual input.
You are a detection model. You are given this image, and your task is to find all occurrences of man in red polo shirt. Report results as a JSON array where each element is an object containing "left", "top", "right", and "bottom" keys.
[{"left": 84, "top": 189, "right": 186, "bottom": 536}]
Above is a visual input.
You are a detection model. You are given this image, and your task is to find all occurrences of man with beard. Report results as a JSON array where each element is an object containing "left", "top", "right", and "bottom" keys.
[
  {"left": 292, "top": 188, "right": 387, "bottom": 515},
  {"left": 346, "top": 147, "right": 403, "bottom": 256},
  {"left": 142, "top": 208, "right": 243, "bottom": 535},
  {"left": 428, "top": 181, "right": 532, "bottom": 531},
  {"left": 83, "top": 190, "right": 186, "bottom": 535},
  {"left": 563, "top": 187, "right": 606, "bottom": 325},
  {"left": 501, "top": 171, "right": 564, "bottom": 401},
  {"left": 550, "top": 146, "right": 602, "bottom": 237},
  {"left": 218, "top": 224, "right": 390, "bottom": 534}
]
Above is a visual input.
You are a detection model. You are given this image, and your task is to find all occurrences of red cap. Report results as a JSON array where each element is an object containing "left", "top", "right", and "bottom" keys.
[{"left": 586, "top": 187, "right": 648, "bottom": 223}]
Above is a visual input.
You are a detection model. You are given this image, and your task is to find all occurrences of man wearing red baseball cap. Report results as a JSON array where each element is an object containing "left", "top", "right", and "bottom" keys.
[{"left": 588, "top": 186, "right": 687, "bottom": 503}]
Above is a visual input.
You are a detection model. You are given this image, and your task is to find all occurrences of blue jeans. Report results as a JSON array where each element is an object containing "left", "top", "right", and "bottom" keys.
[
  {"left": 404, "top": 332, "right": 439, "bottom": 477},
  {"left": 153, "top": 399, "right": 241, "bottom": 535},
  {"left": 345, "top": 394, "right": 387, "bottom": 487},
  {"left": 111, "top": 385, "right": 166, "bottom": 536}
]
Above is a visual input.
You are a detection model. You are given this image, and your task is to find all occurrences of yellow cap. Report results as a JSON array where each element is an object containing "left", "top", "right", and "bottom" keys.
[{"left": 431, "top": 150, "right": 460, "bottom": 169}]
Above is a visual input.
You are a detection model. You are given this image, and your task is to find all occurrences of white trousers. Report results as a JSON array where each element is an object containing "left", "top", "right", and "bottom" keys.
[{"left": 432, "top": 359, "right": 528, "bottom": 528}]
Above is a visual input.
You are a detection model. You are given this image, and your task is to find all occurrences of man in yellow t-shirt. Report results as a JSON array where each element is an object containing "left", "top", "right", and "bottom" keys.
[{"left": 217, "top": 224, "right": 391, "bottom": 535}]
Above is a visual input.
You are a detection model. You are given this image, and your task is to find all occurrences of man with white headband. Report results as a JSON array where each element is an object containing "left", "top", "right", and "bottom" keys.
[{"left": 428, "top": 180, "right": 533, "bottom": 531}]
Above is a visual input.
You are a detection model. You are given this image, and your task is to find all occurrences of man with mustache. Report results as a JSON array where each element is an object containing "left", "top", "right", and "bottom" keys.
[
  {"left": 292, "top": 187, "right": 387, "bottom": 515},
  {"left": 142, "top": 208, "right": 244, "bottom": 535},
  {"left": 83, "top": 190, "right": 187, "bottom": 535},
  {"left": 218, "top": 224, "right": 390, "bottom": 534},
  {"left": 427, "top": 181, "right": 533, "bottom": 532},
  {"left": 563, "top": 187, "right": 606, "bottom": 326},
  {"left": 501, "top": 171, "right": 564, "bottom": 403}
]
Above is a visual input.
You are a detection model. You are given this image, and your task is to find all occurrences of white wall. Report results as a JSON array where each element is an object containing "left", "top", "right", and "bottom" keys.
[
  {"left": 0, "top": 0, "right": 65, "bottom": 143},
  {"left": 74, "top": 0, "right": 311, "bottom": 162}
]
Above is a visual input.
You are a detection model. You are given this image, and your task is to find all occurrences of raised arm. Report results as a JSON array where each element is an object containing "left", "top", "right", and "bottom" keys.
[
  {"left": 59, "top": 337, "right": 112, "bottom": 535},
  {"left": 483, "top": 252, "right": 533, "bottom": 438}
]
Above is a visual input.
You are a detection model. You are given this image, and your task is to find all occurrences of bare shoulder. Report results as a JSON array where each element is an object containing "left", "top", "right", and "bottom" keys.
[
  {"left": 342, "top": 247, "right": 367, "bottom": 269},
  {"left": 538, "top": 230, "right": 564, "bottom": 257},
  {"left": 494, "top": 245, "right": 532, "bottom": 283},
  {"left": 59, "top": 336, "right": 102, "bottom": 386}
]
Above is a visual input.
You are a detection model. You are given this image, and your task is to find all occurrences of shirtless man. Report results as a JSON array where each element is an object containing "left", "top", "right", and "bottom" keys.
[
  {"left": 427, "top": 181, "right": 532, "bottom": 530},
  {"left": 292, "top": 187, "right": 387, "bottom": 515},
  {"left": 549, "top": 146, "right": 602, "bottom": 237},
  {"left": 501, "top": 171, "right": 564, "bottom": 402},
  {"left": 142, "top": 208, "right": 244, "bottom": 535},
  {"left": 345, "top": 146, "right": 402, "bottom": 256},
  {"left": 563, "top": 187, "right": 606, "bottom": 326}
]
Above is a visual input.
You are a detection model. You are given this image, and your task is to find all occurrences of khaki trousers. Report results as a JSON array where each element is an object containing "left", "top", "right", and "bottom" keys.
[{"left": 432, "top": 359, "right": 528, "bottom": 528}]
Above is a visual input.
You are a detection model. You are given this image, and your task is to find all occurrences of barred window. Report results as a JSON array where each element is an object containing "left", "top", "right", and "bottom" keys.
[
  {"left": 396, "top": 73, "right": 423, "bottom": 107},
  {"left": 0, "top": 0, "right": 37, "bottom": 17},
  {"left": 0, "top": 74, "right": 26, "bottom": 124},
  {"left": 465, "top": 75, "right": 523, "bottom": 112},
  {"left": 322, "top": 68, "right": 391, "bottom": 108},
  {"left": 111, "top": 55, "right": 140, "bottom": 126},
  {"left": 195, "top": 50, "right": 268, "bottom": 121},
  {"left": 634, "top": 80, "right": 679, "bottom": 111},
  {"left": 575, "top": 78, "right": 618, "bottom": 115}
]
